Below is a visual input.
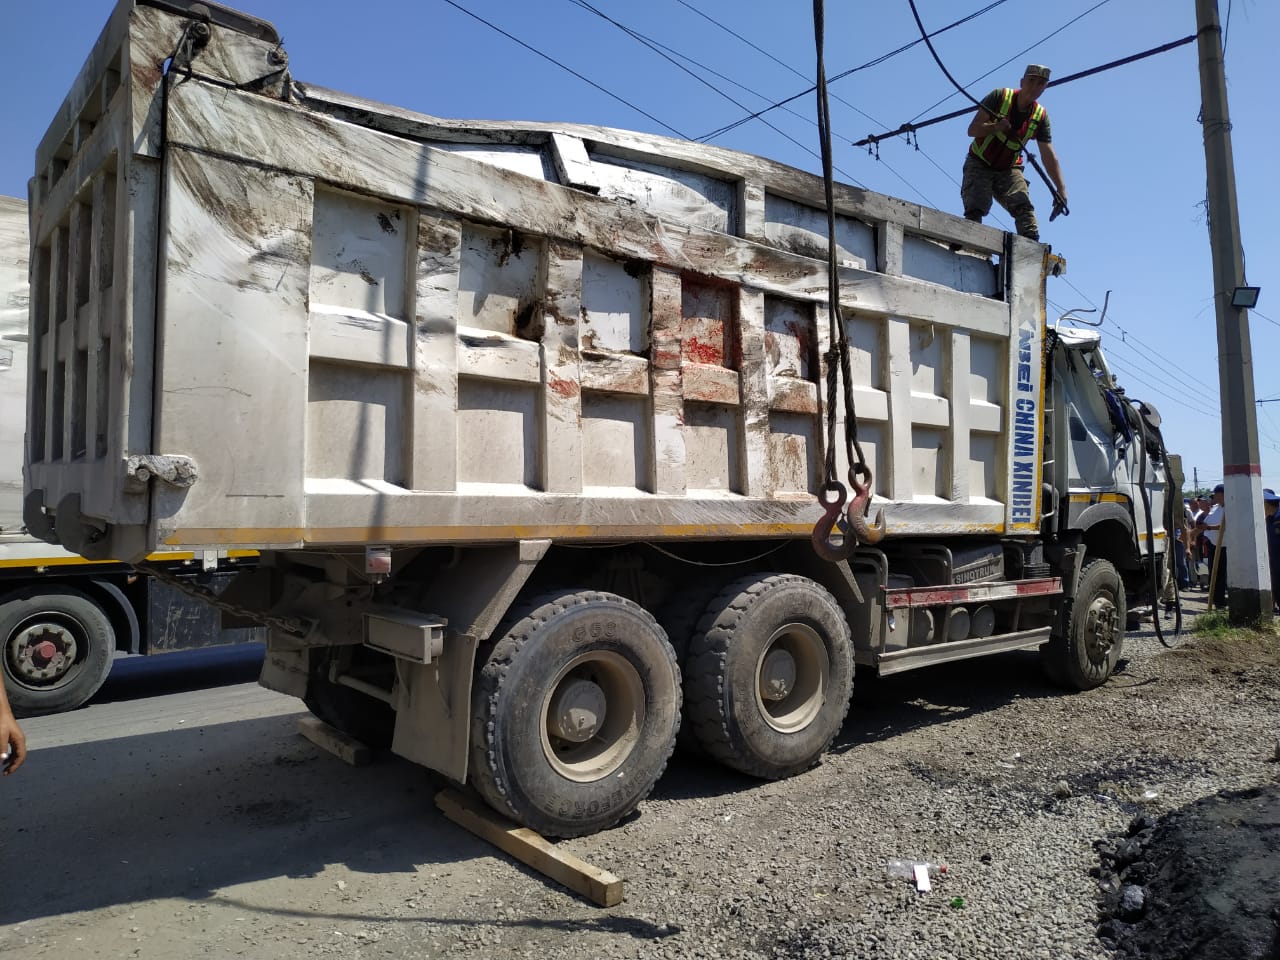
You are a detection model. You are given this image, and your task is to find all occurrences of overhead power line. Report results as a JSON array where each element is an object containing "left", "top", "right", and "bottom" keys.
[
  {"left": 1054, "top": 277, "right": 1220, "bottom": 395},
  {"left": 904, "top": 0, "right": 1114, "bottom": 125},
  {"left": 698, "top": 0, "right": 1012, "bottom": 143},
  {"left": 439, "top": 0, "right": 690, "bottom": 139},
  {"left": 677, "top": 0, "right": 970, "bottom": 200},
  {"left": 854, "top": 33, "right": 1197, "bottom": 148},
  {"left": 1104, "top": 356, "right": 1220, "bottom": 420},
  {"left": 566, "top": 0, "right": 874, "bottom": 187}
]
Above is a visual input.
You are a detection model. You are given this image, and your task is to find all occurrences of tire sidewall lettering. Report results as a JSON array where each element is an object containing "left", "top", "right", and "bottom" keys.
[{"left": 572, "top": 618, "right": 620, "bottom": 643}]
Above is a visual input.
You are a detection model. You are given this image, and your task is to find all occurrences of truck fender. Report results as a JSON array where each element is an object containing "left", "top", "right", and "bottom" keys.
[
  {"left": 1075, "top": 501, "right": 1135, "bottom": 539},
  {"left": 390, "top": 539, "right": 551, "bottom": 783},
  {"left": 1075, "top": 502, "right": 1141, "bottom": 571},
  {"left": 86, "top": 577, "right": 142, "bottom": 655}
]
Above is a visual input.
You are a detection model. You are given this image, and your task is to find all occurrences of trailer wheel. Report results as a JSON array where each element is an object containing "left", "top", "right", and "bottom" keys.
[
  {"left": 683, "top": 573, "right": 854, "bottom": 780},
  {"left": 1042, "top": 558, "right": 1125, "bottom": 691},
  {"left": 0, "top": 588, "right": 116, "bottom": 717},
  {"left": 469, "top": 590, "right": 680, "bottom": 838},
  {"left": 303, "top": 648, "right": 395, "bottom": 749}
]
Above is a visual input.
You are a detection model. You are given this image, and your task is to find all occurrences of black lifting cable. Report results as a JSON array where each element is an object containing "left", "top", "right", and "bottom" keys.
[
  {"left": 1128, "top": 399, "right": 1182, "bottom": 647},
  {"left": 903, "top": 0, "right": 1072, "bottom": 217},
  {"left": 810, "top": 0, "right": 883, "bottom": 563},
  {"left": 853, "top": 32, "right": 1199, "bottom": 148}
]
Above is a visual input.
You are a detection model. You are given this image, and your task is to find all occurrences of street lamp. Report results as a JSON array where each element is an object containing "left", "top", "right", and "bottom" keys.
[{"left": 1231, "top": 285, "right": 1261, "bottom": 308}]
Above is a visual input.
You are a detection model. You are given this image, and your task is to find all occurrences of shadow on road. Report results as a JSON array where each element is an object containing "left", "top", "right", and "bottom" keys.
[
  {"left": 0, "top": 709, "right": 480, "bottom": 926},
  {"left": 834, "top": 648, "right": 1062, "bottom": 752},
  {"left": 92, "top": 643, "right": 267, "bottom": 707}
]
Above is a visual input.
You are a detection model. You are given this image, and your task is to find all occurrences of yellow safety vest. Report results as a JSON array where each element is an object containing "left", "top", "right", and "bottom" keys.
[{"left": 970, "top": 88, "right": 1044, "bottom": 169}]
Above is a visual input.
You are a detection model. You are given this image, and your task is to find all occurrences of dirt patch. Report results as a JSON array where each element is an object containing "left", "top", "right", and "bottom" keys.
[{"left": 1095, "top": 784, "right": 1280, "bottom": 959}]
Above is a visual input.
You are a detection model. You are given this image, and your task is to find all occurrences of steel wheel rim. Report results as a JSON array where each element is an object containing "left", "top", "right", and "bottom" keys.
[
  {"left": 1083, "top": 594, "right": 1118, "bottom": 665},
  {"left": 540, "top": 650, "right": 645, "bottom": 783},
  {"left": 755, "top": 622, "right": 829, "bottom": 733},
  {"left": 6, "top": 616, "right": 85, "bottom": 690}
]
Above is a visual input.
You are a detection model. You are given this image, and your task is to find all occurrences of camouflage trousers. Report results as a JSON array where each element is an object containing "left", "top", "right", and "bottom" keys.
[{"left": 960, "top": 154, "right": 1039, "bottom": 240}]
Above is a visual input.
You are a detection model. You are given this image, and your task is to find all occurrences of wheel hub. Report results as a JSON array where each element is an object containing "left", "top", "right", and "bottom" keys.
[
  {"left": 1083, "top": 596, "right": 1117, "bottom": 663},
  {"left": 758, "top": 648, "right": 797, "bottom": 701},
  {"left": 541, "top": 651, "right": 645, "bottom": 783},
  {"left": 11, "top": 623, "right": 78, "bottom": 683},
  {"left": 755, "top": 624, "right": 829, "bottom": 734},
  {"left": 548, "top": 678, "right": 607, "bottom": 742}
]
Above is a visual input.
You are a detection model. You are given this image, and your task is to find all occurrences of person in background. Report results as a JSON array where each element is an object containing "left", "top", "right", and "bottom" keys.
[
  {"left": 1197, "top": 484, "right": 1227, "bottom": 609},
  {"left": 1174, "top": 499, "right": 1192, "bottom": 591},
  {"left": 0, "top": 681, "right": 27, "bottom": 776},
  {"left": 1188, "top": 496, "right": 1208, "bottom": 588},
  {"left": 961, "top": 64, "right": 1068, "bottom": 241},
  {"left": 1263, "top": 488, "right": 1280, "bottom": 612}
]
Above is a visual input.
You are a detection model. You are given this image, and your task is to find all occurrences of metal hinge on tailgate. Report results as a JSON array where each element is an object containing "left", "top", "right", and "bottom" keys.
[{"left": 139, "top": 0, "right": 281, "bottom": 44}]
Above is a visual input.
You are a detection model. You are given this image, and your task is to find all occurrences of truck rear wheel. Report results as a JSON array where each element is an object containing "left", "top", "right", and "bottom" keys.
[
  {"left": 683, "top": 573, "right": 854, "bottom": 780},
  {"left": 656, "top": 579, "right": 728, "bottom": 754},
  {"left": 469, "top": 590, "right": 680, "bottom": 838},
  {"left": 0, "top": 587, "right": 116, "bottom": 717},
  {"left": 1042, "top": 558, "right": 1125, "bottom": 690}
]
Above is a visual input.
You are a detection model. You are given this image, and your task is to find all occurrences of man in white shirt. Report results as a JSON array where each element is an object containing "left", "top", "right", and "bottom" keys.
[{"left": 1196, "top": 484, "right": 1227, "bottom": 608}]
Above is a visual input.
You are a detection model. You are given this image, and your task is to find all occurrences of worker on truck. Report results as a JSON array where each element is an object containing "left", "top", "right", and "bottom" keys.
[
  {"left": 0, "top": 680, "right": 26, "bottom": 776},
  {"left": 961, "top": 64, "right": 1068, "bottom": 241}
]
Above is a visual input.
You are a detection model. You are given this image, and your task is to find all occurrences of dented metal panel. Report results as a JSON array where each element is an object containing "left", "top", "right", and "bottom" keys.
[{"left": 24, "top": 0, "right": 1054, "bottom": 563}]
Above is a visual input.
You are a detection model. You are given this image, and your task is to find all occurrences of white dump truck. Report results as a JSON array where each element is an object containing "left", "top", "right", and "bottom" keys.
[
  {"left": 1, "top": 194, "right": 262, "bottom": 716},
  {"left": 23, "top": 0, "right": 1171, "bottom": 834}
]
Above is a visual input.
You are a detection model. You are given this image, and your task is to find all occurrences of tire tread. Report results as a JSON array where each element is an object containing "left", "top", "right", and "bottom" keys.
[
  {"left": 469, "top": 589, "right": 679, "bottom": 837},
  {"left": 683, "top": 573, "right": 853, "bottom": 779}
]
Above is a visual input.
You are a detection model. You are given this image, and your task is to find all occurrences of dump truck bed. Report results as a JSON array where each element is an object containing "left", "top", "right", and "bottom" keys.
[{"left": 24, "top": 0, "right": 1051, "bottom": 563}]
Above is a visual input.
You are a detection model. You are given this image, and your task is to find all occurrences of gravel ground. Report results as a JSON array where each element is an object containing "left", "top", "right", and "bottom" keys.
[
  {"left": 5, "top": 591, "right": 1276, "bottom": 960},
  {"left": 390, "top": 590, "right": 1279, "bottom": 960}
]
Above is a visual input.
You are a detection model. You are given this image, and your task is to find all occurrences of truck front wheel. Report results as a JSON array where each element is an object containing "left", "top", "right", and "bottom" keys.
[
  {"left": 683, "top": 573, "right": 854, "bottom": 779},
  {"left": 1042, "top": 558, "right": 1125, "bottom": 690},
  {"left": 0, "top": 588, "right": 116, "bottom": 716},
  {"left": 469, "top": 590, "right": 680, "bottom": 838}
]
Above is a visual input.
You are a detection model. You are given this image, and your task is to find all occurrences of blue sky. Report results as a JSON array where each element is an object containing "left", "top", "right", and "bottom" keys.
[{"left": 2, "top": 0, "right": 1277, "bottom": 494}]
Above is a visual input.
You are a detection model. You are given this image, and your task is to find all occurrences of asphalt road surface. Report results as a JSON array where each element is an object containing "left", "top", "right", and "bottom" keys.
[{"left": 0, "top": 646, "right": 526, "bottom": 959}]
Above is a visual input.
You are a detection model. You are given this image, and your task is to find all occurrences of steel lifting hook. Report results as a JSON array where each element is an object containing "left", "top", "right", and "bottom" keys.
[
  {"left": 811, "top": 481, "right": 858, "bottom": 562},
  {"left": 846, "top": 465, "right": 886, "bottom": 545}
]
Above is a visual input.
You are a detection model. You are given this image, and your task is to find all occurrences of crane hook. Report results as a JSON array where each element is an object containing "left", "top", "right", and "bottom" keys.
[
  {"left": 845, "top": 465, "right": 886, "bottom": 545},
  {"left": 811, "top": 481, "right": 858, "bottom": 562}
]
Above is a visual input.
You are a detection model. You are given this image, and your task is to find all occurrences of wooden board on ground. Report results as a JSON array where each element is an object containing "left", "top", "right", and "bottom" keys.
[
  {"left": 435, "top": 788, "right": 624, "bottom": 907},
  {"left": 297, "top": 715, "right": 372, "bottom": 766}
]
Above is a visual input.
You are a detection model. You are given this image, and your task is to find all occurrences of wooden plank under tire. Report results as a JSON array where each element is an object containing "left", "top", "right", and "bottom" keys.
[
  {"left": 435, "top": 788, "right": 624, "bottom": 907},
  {"left": 297, "top": 715, "right": 372, "bottom": 767}
]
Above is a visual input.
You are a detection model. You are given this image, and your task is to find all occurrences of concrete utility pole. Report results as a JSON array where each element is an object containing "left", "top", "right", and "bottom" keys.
[{"left": 1195, "top": 0, "right": 1271, "bottom": 623}]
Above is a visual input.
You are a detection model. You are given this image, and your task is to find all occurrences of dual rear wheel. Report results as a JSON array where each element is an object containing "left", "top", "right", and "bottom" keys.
[{"left": 469, "top": 576, "right": 855, "bottom": 837}]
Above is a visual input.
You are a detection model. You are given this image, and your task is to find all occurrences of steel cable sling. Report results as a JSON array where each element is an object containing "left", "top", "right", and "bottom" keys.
[{"left": 810, "top": 0, "right": 884, "bottom": 562}]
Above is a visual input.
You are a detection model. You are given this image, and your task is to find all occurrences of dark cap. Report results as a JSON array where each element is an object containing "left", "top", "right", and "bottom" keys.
[
  {"left": 1265, "top": 488, "right": 1280, "bottom": 503},
  {"left": 1024, "top": 64, "right": 1051, "bottom": 80},
  {"left": 1212, "top": 483, "right": 1225, "bottom": 495}
]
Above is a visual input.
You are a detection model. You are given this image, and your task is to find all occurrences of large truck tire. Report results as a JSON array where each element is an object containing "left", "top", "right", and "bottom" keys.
[
  {"left": 303, "top": 648, "right": 395, "bottom": 749},
  {"left": 683, "top": 573, "right": 854, "bottom": 780},
  {"left": 655, "top": 579, "right": 729, "bottom": 755},
  {"left": 0, "top": 587, "right": 116, "bottom": 717},
  {"left": 469, "top": 589, "right": 680, "bottom": 838},
  {"left": 1042, "top": 558, "right": 1125, "bottom": 691}
]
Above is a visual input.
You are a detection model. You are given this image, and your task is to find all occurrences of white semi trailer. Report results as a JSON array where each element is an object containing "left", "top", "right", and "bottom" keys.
[
  {"left": 23, "top": 0, "right": 1172, "bottom": 834},
  {"left": 1, "top": 195, "right": 260, "bottom": 716}
]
